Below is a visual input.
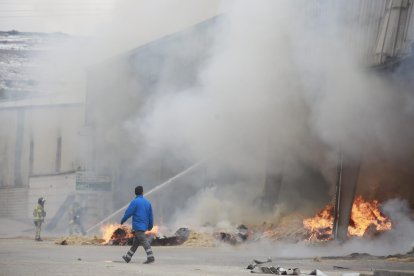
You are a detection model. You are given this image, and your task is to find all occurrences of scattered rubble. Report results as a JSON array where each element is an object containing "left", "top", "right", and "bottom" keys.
[
  {"left": 246, "top": 258, "right": 272, "bottom": 269},
  {"left": 214, "top": 224, "right": 250, "bottom": 245},
  {"left": 55, "top": 236, "right": 105, "bottom": 245},
  {"left": 249, "top": 265, "right": 300, "bottom": 275},
  {"left": 246, "top": 259, "right": 301, "bottom": 275}
]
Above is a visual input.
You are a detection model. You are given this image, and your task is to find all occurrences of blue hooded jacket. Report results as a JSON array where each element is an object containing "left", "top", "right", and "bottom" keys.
[{"left": 120, "top": 195, "right": 153, "bottom": 231}]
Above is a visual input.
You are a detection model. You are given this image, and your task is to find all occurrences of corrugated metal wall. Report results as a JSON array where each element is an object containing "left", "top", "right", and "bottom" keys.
[{"left": 307, "top": 0, "right": 414, "bottom": 66}]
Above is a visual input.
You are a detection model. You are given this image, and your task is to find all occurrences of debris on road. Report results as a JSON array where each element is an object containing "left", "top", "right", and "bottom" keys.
[
  {"left": 246, "top": 258, "right": 272, "bottom": 269},
  {"left": 214, "top": 224, "right": 251, "bottom": 245},
  {"left": 55, "top": 236, "right": 105, "bottom": 245},
  {"left": 309, "top": 269, "right": 328, "bottom": 276},
  {"left": 333, "top": 266, "right": 350, "bottom": 270},
  {"left": 246, "top": 259, "right": 300, "bottom": 275},
  {"left": 250, "top": 266, "right": 301, "bottom": 275}
]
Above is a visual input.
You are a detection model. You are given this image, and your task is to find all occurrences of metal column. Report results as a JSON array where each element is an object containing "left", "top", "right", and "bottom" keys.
[{"left": 333, "top": 153, "right": 361, "bottom": 241}]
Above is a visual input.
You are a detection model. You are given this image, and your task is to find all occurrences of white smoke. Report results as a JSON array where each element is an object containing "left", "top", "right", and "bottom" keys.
[{"left": 124, "top": 0, "right": 414, "bottom": 228}]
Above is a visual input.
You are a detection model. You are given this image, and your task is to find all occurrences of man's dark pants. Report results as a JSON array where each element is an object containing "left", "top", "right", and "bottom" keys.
[{"left": 123, "top": 231, "right": 154, "bottom": 263}]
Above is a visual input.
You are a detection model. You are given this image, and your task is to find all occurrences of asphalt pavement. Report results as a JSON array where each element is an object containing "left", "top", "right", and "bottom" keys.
[{"left": 1, "top": 238, "right": 414, "bottom": 276}]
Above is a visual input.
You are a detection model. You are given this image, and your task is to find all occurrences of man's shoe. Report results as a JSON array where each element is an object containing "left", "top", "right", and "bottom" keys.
[
  {"left": 122, "top": 255, "right": 130, "bottom": 263},
  {"left": 35, "top": 238, "right": 43, "bottom": 241},
  {"left": 143, "top": 257, "right": 154, "bottom": 264}
]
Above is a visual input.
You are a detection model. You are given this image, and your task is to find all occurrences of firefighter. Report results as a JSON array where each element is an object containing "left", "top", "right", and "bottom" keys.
[
  {"left": 68, "top": 202, "right": 86, "bottom": 236},
  {"left": 33, "top": 197, "right": 46, "bottom": 241},
  {"left": 120, "top": 185, "right": 155, "bottom": 264}
]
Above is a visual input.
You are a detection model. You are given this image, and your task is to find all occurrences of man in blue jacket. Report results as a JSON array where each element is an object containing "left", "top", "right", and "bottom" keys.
[{"left": 120, "top": 185, "right": 155, "bottom": 264}]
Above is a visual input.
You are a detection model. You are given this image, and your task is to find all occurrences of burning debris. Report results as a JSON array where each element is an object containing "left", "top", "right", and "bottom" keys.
[
  {"left": 57, "top": 196, "right": 399, "bottom": 248},
  {"left": 107, "top": 226, "right": 132, "bottom": 245},
  {"left": 100, "top": 224, "right": 190, "bottom": 246},
  {"left": 150, "top": 227, "right": 190, "bottom": 246},
  {"left": 303, "top": 196, "right": 392, "bottom": 241},
  {"left": 214, "top": 224, "right": 250, "bottom": 245}
]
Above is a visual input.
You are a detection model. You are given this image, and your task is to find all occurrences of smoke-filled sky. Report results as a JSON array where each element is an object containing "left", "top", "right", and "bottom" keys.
[{"left": 0, "top": 0, "right": 224, "bottom": 45}]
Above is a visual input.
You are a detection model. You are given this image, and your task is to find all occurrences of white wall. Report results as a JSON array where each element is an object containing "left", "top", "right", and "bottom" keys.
[
  {"left": 28, "top": 173, "right": 76, "bottom": 220},
  {"left": 28, "top": 172, "right": 113, "bottom": 232},
  {"left": 0, "top": 110, "right": 18, "bottom": 187},
  {"left": 0, "top": 187, "right": 28, "bottom": 219}
]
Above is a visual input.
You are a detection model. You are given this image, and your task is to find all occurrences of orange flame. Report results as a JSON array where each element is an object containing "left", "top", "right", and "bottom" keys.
[
  {"left": 303, "top": 204, "right": 334, "bottom": 241},
  {"left": 303, "top": 196, "right": 392, "bottom": 241},
  {"left": 100, "top": 223, "right": 123, "bottom": 243},
  {"left": 100, "top": 224, "right": 160, "bottom": 244},
  {"left": 348, "top": 196, "right": 392, "bottom": 236},
  {"left": 145, "top": 225, "right": 159, "bottom": 236}
]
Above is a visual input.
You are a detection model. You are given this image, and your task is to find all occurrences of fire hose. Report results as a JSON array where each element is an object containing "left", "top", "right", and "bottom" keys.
[{"left": 86, "top": 160, "right": 204, "bottom": 234}]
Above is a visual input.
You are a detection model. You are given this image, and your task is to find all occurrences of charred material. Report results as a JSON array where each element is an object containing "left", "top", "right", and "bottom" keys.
[
  {"left": 214, "top": 224, "right": 250, "bottom": 245},
  {"left": 107, "top": 227, "right": 190, "bottom": 246},
  {"left": 149, "top": 228, "right": 190, "bottom": 246}
]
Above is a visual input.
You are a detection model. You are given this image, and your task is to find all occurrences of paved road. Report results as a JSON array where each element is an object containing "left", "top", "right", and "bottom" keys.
[{"left": 0, "top": 238, "right": 413, "bottom": 276}]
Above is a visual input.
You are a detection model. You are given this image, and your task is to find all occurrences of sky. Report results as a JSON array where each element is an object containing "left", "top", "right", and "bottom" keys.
[
  {"left": 0, "top": 0, "right": 224, "bottom": 41},
  {"left": 0, "top": 0, "right": 116, "bottom": 35}
]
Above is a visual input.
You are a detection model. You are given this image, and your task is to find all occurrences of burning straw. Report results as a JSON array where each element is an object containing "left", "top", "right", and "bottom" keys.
[{"left": 303, "top": 196, "right": 392, "bottom": 241}]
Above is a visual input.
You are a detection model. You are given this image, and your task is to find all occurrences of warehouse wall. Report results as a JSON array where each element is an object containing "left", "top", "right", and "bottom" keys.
[{"left": 0, "top": 103, "right": 88, "bottom": 220}]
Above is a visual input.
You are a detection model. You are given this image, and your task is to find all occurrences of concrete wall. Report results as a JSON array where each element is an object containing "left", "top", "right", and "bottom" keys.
[
  {"left": 0, "top": 110, "right": 18, "bottom": 187},
  {"left": 28, "top": 173, "right": 76, "bottom": 220},
  {"left": 28, "top": 172, "right": 113, "bottom": 233}
]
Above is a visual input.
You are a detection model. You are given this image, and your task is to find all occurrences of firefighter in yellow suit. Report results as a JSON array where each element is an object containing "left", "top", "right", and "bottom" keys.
[{"left": 33, "top": 197, "right": 46, "bottom": 241}]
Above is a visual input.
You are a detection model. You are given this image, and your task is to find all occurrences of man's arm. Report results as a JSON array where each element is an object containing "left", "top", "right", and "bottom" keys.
[
  {"left": 148, "top": 204, "right": 153, "bottom": 231},
  {"left": 120, "top": 201, "right": 135, "bottom": 225}
]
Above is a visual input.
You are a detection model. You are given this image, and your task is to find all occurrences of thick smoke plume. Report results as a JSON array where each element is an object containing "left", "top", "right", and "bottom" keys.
[
  {"left": 16, "top": 0, "right": 414, "bottom": 240},
  {"left": 121, "top": 0, "right": 414, "bottom": 229}
]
